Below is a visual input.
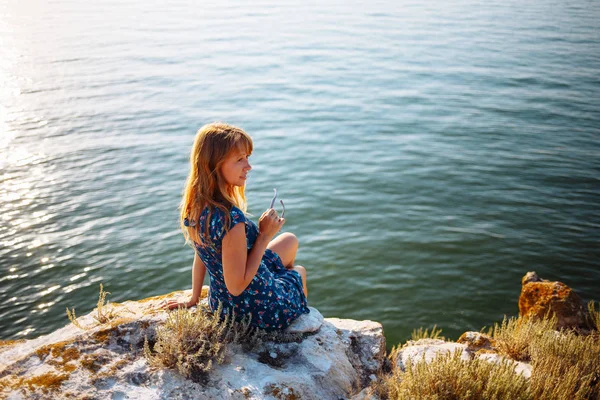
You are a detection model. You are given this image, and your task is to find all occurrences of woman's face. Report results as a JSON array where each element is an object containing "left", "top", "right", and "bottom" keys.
[{"left": 219, "top": 149, "right": 252, "bottom": 187}]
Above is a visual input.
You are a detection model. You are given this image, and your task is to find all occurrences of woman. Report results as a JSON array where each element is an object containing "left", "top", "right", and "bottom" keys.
[{"left": 164, "top": 122, "right": 310, "bottom": 330}]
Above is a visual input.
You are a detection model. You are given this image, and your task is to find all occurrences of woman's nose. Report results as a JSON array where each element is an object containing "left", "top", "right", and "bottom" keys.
[{"left": 245, "top": 160, "right": 252, "bottom": 170}]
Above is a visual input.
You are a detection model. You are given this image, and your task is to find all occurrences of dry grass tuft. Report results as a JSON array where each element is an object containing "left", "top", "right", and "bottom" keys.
[
  {"left": 378, "top": 350, "right": 531, "bottom": 400},
  {"left": 144, "top": 302, "right": 302, "bottom": 383},
  {"left": 375, "top": 311, "right": 600, "bottom": 400},
  {"left": 93, "top": 283, "right": 119, "bottom": 324},
  {"left": 487, "top": 315, "right": 556, "bottom": 362},
  {"left": 66, "top": 307, "right": 87, "bottom": 330},
  {"left": 411, "top": 325, "right": 445, "bottom": 341},
  {"left": 487, "top": 314, "right": 599, "bottom": 399},
  {"left": 588, "top": 301, "right": 600, "bottom": 333},
  {"left": 66, "top": 283, "right": 121, "bottom": 330},
  {"left": 528, "top": 328, "right": 600, "bottom": 399},
  {"left": 144, "top": 303, "right": 258, "bottom": 383}
]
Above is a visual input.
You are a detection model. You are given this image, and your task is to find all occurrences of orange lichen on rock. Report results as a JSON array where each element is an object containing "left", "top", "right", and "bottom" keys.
[
  {"left": 0, "top": 339, "right": 26, "bottom": 348},
  {"left": 24, "top": 372, "right": 70, "bottom": 393},
  {"left": 518, "top": 271, "right": 591, "bottom": 330},
  {"left": 37, "top": 340, "right": 78, "bottom": 358},
  {"left": 62, "top": 363, "right": 77, "bottom": 373},
  {"left": 90, "top": 321, "right": 131, "bottom": 344},
  {"left": 0, "top": 372, "right": 69, "bottom": 394},
  {"left": 457, "top": 331, "right": 497, "bottom": 353},
  {"left": 80, "top": 353, "right": 110, "bottom": 373},
  {"left": 108, "top": 358, "right": 130, "bottom": 374},
  {"left": 36, "top": 340, "right": 74, "bottom": 360},
  {"left": 88, "top": 316, "right": 137, "bottom": 344},
  {"left": 58, "top": 347, "right": 80, "bottom": 363},
  {"left": 264, "top": 383, "right": 301, "bottom": 400},
  {"left": 0, "top": 375, "right": 20, "bottom": 391},
  {"left": 32, "top": 340, "right": 82, "bottom": 377},
  {"left": 137, "top": 286, "right": 208, "bottom": 303}
]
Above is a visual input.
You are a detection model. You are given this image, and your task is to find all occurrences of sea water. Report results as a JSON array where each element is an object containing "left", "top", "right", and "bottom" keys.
[{"left": 1, "top": 0, "right": 599, "bottom": 347}]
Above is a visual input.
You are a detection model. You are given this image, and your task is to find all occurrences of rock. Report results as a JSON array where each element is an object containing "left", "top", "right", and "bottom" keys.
[
  {"left": 457, "top": 331, "right": 496, "bottom": 354},
  {"left": 521, "top": 271, "right": 544, "bottom": 285},
  {"left": 395, "top": 339, "right": 470, "bottom": 371},
  {"left": 285, "top": 307, "right": 323, "bottom": 334},
  {"left": 518, "top": 271, "right": 591, "bottom": 330},
  {"left": 477, "top": 353, "right": 532, "bottom": 379},
  {"left": 0, "top": 287, "right": 386, "bottom": 400},
  {"left": 349, "top": 386, "right": 380, "bottom": 400},
  {"left": 397, "top": 337, "right": 533, "bottom": 381},
  {"left": 326, "top": 318, "right": 387, "bottom": 389}
]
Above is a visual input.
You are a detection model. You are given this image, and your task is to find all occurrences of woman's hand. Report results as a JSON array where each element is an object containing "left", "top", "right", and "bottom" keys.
[
  {"left": 258, "top": 208, "right": 285, "bottom": 241},
  {"left": 161, "top": 297, "right": 198, "bottom": 310}
]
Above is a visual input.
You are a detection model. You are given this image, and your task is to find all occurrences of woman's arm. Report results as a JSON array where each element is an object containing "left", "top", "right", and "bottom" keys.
[
  {"left": 189, "top": 251, "right": 207, "bottom": 304},
  {"left": 222, "top": 224, "right": 268, "bottom": 296},
  {"left": 222, "top": 209, "right": 284, "bottom": 296},
  {"left": 164, "top": 251, "right": 206, "bottom": 310}
]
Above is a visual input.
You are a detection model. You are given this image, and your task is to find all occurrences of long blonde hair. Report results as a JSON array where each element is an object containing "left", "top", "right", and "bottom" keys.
[{"left": 180, "top": 122, "right": 253, "bottom": 246}]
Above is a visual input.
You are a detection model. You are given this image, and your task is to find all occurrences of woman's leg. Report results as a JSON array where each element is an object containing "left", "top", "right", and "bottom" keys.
[
  {"left": 292, "top": 265, "right": 308, "bottom": 299},
  {"left": 267, "top": 232, "right": 298, "bottom": 268},
  {"left": 268, "top": 233, "right": 308, "bottom": 298}
]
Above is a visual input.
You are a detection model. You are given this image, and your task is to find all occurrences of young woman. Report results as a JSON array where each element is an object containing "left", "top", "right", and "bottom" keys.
[{"left": 164, "top": 122, "right": 310, "bottom": 330}]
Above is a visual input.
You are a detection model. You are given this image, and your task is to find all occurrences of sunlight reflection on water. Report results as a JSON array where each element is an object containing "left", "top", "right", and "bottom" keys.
[{"left": 0, "top": 0, "right": 599, "bottom": 346}]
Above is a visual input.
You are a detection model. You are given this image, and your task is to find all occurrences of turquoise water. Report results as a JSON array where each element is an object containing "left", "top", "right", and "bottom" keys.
[{"left": 1, "top": 0, "right": 599, "bottom": 347}]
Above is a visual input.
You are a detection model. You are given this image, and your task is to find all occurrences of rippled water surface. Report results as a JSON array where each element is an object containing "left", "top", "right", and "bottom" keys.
[{"left": 1, "top": 0, "right": 599, "bottom": 346}]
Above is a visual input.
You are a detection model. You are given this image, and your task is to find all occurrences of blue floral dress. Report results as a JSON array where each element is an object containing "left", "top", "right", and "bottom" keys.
[{"left": 190, "top": 205, "right": 309, "bottom": 330}]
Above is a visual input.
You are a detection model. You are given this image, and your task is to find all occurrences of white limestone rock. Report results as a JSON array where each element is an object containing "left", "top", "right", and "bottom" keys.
[
  {"left": 395, "top": 337, "right": 533, "bottom": 380},
  {"left": 326, "top": 318, "right": 387, "bottom": 388},
  {"left": 477, "top": 353, "right": 532, "bottom": 379},
  {"left": 396, "top": 339, "right": 470, "bottom": 371},
  {"left": 0, "top": 287, "right": 386, "bottom": 400},
  {"left": 285, "top": 306, "right": 323, "bottom": 334},
  {"left": 350, "top": 387, "right": 381, "bottom": 400}
]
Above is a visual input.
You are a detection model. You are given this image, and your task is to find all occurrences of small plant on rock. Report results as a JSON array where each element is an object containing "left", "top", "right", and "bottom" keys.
[
  {"left": 143, "top": 302, "right": 256, "bottom": 382},
  {"left": 374, "top": 311, "right": 600, "bottom": 400},
  {"left": 93, "top": 283, "right": 118, "bottom": 324},
  {"left": 144, "top": 302, "right": 303, "bottom": 383},
  {"left": 410, "top": 325, "right": 445, "bottom": 341},
  {"left": 66, "top": 284, "right": 119, "bottom": 330},
  {"left": 588, "top": 301, "right": 600, "bottom": 333},
  {"left": 380, "top": 350, "right": 532, "bottom": 400},
  {"left": 528, "top": 324, "right": 600, "bottom": 399},
  {"left": 487, "top": 314, "right": 556, "bottom": 362}
]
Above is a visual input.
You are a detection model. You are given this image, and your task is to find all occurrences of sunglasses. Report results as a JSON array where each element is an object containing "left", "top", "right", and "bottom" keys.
[{"left": 269, "top": 188, "right": 285, "bottom": 218}]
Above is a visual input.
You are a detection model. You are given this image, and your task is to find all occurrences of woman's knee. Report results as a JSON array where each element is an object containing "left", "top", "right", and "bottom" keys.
[
  {"left": 293, "top": 265, "right": 306, "bottom": 279},
  {"left": 269, "top": 232, "right": 299, "bottom": 268},
  {"left": 280, "top": 232, "right": 298, "bottom": 249}
]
